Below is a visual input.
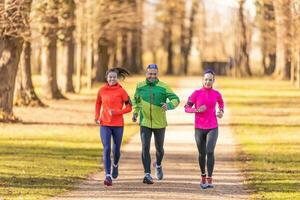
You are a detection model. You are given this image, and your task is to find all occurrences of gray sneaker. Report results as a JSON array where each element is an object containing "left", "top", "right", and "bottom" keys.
[
  {"left": 143, "top": 173, "right": 154, "bottom": 184},
  {"left": 154, "top": 162, "right": 163, "bottom": 180}
]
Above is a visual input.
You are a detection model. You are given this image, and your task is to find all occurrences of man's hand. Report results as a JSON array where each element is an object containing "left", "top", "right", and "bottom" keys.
[
  {"left": 95, "top": 119, "right": 100, "bottom": 125},
  {"left": 161, "top": 103, "right": 168, "bottom": 111},
  {"left": 196, "top": 105, "right": 207, "bottom": 113},
  {"left": 132, "top": 113, "right": 138, "bottom": 122}
]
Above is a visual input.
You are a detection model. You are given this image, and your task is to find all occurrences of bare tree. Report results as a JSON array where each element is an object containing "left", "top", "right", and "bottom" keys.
[
  {"left": 234, "top": 0, "right": 252, "bottom": 77},
  {"left": 57, "top": 0, "right": 76, "bottom": 93},
  {"left": 256, "top": 0, "right": 276, "bottom": 75},
  {"left": 85, "top": 0, "right": 93, "bottom": 89},
  {"left": 164, "top": 1, "right": 175, "bottom": 75},
  {"left": 94, "top": 0, "right": 114, "bottom": 82},
  {"left": 273, "top": 0, "right": 291, "bottom": 80},
  {"left": 156, "top": 0, "right": 179, "bottom": 75},
  {"left": 197, "top": 0, "right": 206, "bottom": 72},
  {"left": 128, "top": 0, "right": 143, "bottom": 74},
  {"left": 93, "top": 0, "right": 142, "bottom": 82},
  {"left": 14, "top": 0, "right": 45, "bottom": 107},
  {"left": 14, "top": 41, "right": 45, "bottom": 107},
  {"left": 180, "top": 0, "right": 199, "bottom": 75},
  {"left": 36, "top": 0, "right": 65, "bottom": 99},
  {"left": 74, "top": 0, "right": 85, "bottom": 92},
  {"left": 0, "top": 0, "right": 32, "bottom": 122},
  {"left": 291, "top": 0, "right": 300, "bottom": 87}
]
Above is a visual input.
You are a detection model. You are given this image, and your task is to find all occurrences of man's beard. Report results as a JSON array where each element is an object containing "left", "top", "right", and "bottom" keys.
[{"left": 147, "top": 78, "right": 157, "bottom": 82}]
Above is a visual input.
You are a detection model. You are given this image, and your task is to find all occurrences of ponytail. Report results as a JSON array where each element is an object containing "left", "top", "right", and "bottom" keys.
[{"left": 106, "top": 67, "right": 130, "bottom": 80}]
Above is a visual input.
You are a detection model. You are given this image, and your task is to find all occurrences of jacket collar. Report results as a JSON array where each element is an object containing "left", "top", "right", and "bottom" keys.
[
  {"left": 146, "top": 78, "right": 159, "bottom": 86},
  {"left": 104, "top": 82, "right": 122, "bottom": 89}
]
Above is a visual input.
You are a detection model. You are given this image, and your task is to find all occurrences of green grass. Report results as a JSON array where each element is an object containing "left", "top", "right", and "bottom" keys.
[
  {"left": 220, "top": 77, "right": 300, "bottom": 200},
  {"left": 0, "top": 75, "right": 178, "bottom": 200},
  {"left": 0, "top": 76, "right": 143, "bottom": 200},
  {"left": 0, "top": 124, "right": 137, "bottom": 200}
]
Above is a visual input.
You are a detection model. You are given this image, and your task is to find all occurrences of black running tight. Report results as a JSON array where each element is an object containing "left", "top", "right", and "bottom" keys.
[{"left": 195, "top": 128, "right": 218, "bottom": 177}]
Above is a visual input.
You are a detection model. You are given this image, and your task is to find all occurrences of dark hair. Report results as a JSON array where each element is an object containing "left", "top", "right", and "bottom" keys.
[
  {"left": 204, "top": 68, "right": 215, "bottom": 77},
  {"left": 106, "top": 67, "right": 130, "bottom": 80}
]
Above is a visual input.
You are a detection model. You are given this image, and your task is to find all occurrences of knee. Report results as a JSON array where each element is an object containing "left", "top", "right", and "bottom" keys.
[
  {"left": 199, "top": 152, "right": 205, "bottom": 158},
  {"left": 142, "top": 145, "right": 150, "bottom": 153},
  {"left": 103, "top": 146, "right": 111, "bottom": 155},
  {"left": 114, "top": 144, "right": 121, "bottom": 152},
  {"left": 206, "top": 151, "right": 214, "bottom": 156},
  {"left": 157, "top": 147, "right": 164, "bottom": 155}
]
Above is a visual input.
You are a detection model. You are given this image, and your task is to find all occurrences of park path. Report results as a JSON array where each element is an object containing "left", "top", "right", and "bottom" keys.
[{"left": 51, "top": 77, "right": 249, "bottom": 200}]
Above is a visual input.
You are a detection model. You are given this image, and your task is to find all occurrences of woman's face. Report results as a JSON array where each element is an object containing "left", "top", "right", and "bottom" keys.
[
  {"left": 107, "top": 71, "right": 118, "bottom": 86},
  {"left": 203, "top": 73, "right": 215, "bottom": 88}
]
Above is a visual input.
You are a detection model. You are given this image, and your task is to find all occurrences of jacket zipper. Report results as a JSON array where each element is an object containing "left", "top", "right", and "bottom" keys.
[{"left": 150, "top": 85, "right": 153, "bottom": 128}]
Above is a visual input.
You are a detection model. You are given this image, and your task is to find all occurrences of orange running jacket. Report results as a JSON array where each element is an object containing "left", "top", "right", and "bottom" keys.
[{"left": 95, "top": 83, "right": 132, "bottom": 126}]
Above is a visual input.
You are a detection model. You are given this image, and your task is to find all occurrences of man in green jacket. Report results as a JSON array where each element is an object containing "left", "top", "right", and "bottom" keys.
[{"left": 132, "top": 64, "right": 180, "bottom": 184}]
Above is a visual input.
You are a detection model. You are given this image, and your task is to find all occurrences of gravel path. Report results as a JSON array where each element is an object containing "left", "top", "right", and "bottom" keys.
[{"left": 51, "top": 77, "right": 249, "bottom": 200}]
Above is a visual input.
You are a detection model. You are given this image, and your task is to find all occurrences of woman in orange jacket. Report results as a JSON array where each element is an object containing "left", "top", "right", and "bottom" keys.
[{"left": 95, "top": 67, "right": 132, "bottom": 186}]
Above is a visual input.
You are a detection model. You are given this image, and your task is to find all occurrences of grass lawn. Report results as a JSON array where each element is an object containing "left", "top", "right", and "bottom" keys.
[
  {"left": 0, "top": 75, "right": 181, "bottom": 200},
  {"left": 0, "top": 124, "right": 137, "bottom": 200},
  {"left": 0, "top": 76, "right": 145, "bottom": 200},
  {"left": 220, "top": 77, "right": 300, "bottom": 200}
]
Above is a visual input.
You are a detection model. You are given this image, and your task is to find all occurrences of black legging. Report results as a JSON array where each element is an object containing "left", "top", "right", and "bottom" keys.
[
  {"left": 140, "top": 126, "right": 165, "bottom": 173},
  {"left": 195, "top": 128, "right": 218, "bottom": 177}
]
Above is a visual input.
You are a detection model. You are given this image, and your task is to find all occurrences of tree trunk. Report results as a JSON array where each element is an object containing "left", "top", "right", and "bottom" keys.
[
  {"left": 238, "top": 0, "right": 252, "bottom": 76},
  {"left": 165, "top": 20, "right": 174, "bottom": 75},
  {"left": 180, "top": 0, "right": 198, "bottom": 75},
  {"left": 41, "top": 34, "right": 65, "bottom": 99},
  {"left": 266, "top": 54, "right": 276, "bottom": 75},
  {"left": 95, "top": 38, "right": 109, "bottom": 82},
  {"left": 130, "top": 30, "right": 140, "bottom": 73},
  {"left": 197, "top": 0, "right": 206, "bottom": 73},
  {"left": 179, "top": 0, "right": 186, "bottom": 75},
  {"left": 14, "top": 41, "right": 45, "bottom": 107},
  {"left": 273, "top": 0, "right": 291, "bottom": 80},
  {"left": 0, "top": 37, "right": 24, "bottom": 122},
  {"left": 121, "top": 31, "right": 128, "bottom": 69},
  {"left": 85, "top": 0, "right": 93, "bottom": 90},
  {"left": 260, "top": 0, "right": 276, "bottom": 75},
  {"left": 75, "top": 41, "right": 82, "bottom": 92},
  {"left": 291, "top": 46, "right": 296, "bottom": 84},
  {"left": 166, "top": 27, "right": 173, "bottom": 75},
  {"left": 297, "top": 52, "right": 300, "bottom": 88},
  {"left": 31, "top": 45, "right": 41, "bottom": 74},
  {"left": 263, "top": 53, "right": 276, "bottom": 75},
  {"left": 86, "top": 34, "right": 93, "bottom": 89},
  {"left": 137, "top": 28, "right": 143, "bottom": 72},
  {"left": 38, "top": 0, "right": 65, "bottom": 99},
  {"left": 75, "top": 0, "right": 84, "bottom": 93},
  {"left": 0, "top": 0, "right": 33, "bottom": 121},
  {"left": 126, "top": 32, "right": 133, "bottom": 71},
  {"left": 165, "top": 4, "right": 175, "bottom": 75},
  {"left": 58, "top": 38, "right": 75, "bottom": 93},
  {"left": 136, "top": 0, "right": 144, "bottom": 73},
  {"left": 57, "top": 0, "right": 75, "bottom": 93}
]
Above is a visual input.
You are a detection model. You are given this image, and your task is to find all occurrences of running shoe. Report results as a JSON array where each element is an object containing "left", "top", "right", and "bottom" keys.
[
  {"left": 143, "top": 173, "right": 154, "bottom": 184},
  {"left": 112, "top": 164, "right": 119, "bottom": 179},
  {"left": 200, "top": 174, "right": 208, "bottom": 189},
  {"left": 153, "top": 162, "right": 164, "bottom": 180},
  {"left": 206, "top": 177, "right": 214, "bottom": 188},
  {"left": 104, "top": 175, "right": 112, "bottom": 186}
]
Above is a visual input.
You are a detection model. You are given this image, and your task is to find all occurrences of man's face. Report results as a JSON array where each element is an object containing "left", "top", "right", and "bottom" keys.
[{"left": 146, "top": 68, "right": 158, "bottom": 82}]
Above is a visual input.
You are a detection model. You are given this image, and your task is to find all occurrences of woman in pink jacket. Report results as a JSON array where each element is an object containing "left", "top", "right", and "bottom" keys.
[{"left": 184, "top": 69, "right": 224, "bottom": 189}]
